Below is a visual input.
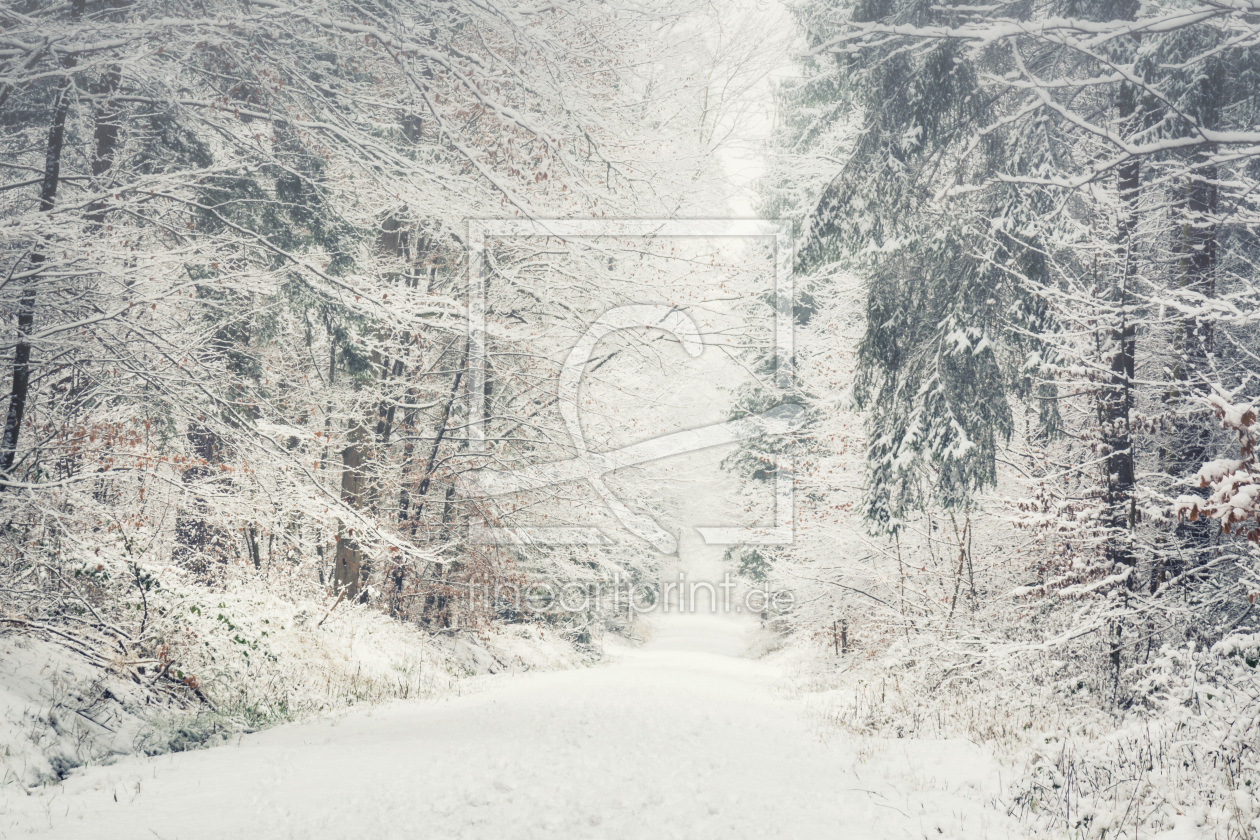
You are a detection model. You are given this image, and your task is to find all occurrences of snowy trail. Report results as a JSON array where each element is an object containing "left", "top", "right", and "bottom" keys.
[{"left": 1, "top": 612, "right": 1014, "bottom": 840}]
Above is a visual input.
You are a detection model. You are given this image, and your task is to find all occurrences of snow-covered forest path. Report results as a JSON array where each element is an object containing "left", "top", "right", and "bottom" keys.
[{"left": 3, "top": 609, "right": 1015, "bottom": 840}]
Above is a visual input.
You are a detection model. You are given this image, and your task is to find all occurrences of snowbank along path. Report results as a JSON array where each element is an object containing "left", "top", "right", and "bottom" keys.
[{"left": 1, "top": 558, "right": 1015, "bottom": 839}]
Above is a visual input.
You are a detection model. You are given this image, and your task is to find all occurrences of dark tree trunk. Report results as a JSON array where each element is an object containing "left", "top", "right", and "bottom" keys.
[
  {"left": 86, "top": 65, "right": 122, "bottom": 229},
  {"left": 1, "top": 4, "right": 107, "bottom": 486},
  {"left": 173, "top": 424, "right": 220, "bottom": 575},
  {"left": 399, "top": 365, "right": 463, "bottom": 534},
  {"left": 1106, "top": 78, "right": 1141, "bottom": 686},
  {"left": 1164, "top": 65, "right": 1222, "bottom": 591},
  {"left": 0, "top": 68, "right": 75, "bottom": 484}
]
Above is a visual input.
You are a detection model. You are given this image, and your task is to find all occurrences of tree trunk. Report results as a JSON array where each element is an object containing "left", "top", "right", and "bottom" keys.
[
  {"left": 173, "top": 424, "right": 220, "bottom": 575},
  {"left": 86, "top": 65, "right": 122, "bottom": 229},
  {"left": 0, "top": 69, "right": 75, "bottom": 484},
  {"left": 333, "top": 422, "right": 370, "bottom": 599},
  {"left": 399, "top": 363, "right": 463, "bottom": 534},
  {"left": 1106, "top": 78, "right": 1141, "bottom": 688},
  {"left": 1165, "top": 64, "right": 1221, "bottom": 590}
]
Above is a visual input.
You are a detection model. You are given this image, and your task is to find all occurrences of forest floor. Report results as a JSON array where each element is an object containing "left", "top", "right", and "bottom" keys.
[{"left": 0, "top": 610, "right": 1020, "bottom": 840}]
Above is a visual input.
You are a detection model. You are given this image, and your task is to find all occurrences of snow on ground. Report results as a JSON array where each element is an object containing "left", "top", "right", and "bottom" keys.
[
  {"left": 0, "top": 607, "right": 1022, "bottom": 840},
  {"left": 0, "top": 593, "right": 586, "bottom": 795},
  {"left": 0, "top": 637, "right": 156, "bottom": 790}
]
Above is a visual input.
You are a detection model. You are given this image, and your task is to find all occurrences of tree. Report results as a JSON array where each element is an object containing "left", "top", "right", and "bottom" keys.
[
  {"left": 0, "top": 0, "right": 735, "bottom": 679},
  {"left": 772, "top": 0, "right": 1260, "bottom": 694}
]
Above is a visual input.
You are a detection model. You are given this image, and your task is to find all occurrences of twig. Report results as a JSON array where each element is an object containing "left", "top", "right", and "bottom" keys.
[{"left": 318, "top": 590, "right": 346, "bottom": 628}]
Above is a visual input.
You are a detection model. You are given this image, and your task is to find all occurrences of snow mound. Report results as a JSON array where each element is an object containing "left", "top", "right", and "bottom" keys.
[
  {"left": 1, "top": 590, "right": 589, "bottom": 792},
  {"left": 0, "top": 637, "right": 158, "bottom": 787}
]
